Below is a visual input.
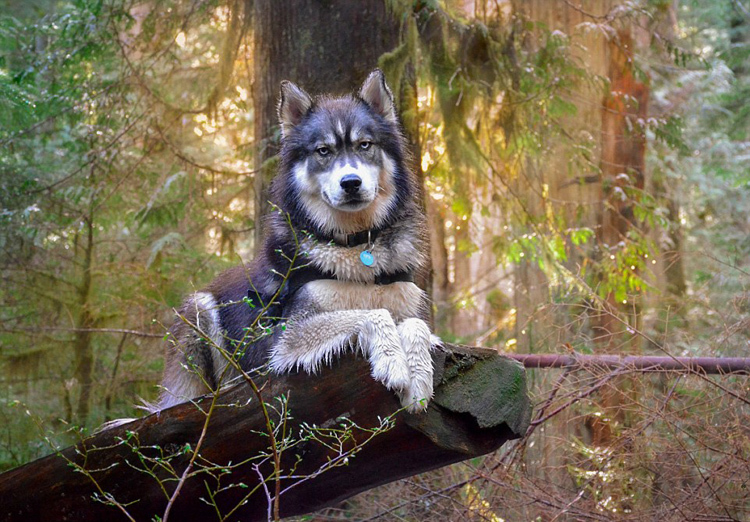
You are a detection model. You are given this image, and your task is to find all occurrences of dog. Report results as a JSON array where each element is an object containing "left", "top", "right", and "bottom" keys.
[{"left": 158, "top": 70, "right": 435, "bottom": 414}]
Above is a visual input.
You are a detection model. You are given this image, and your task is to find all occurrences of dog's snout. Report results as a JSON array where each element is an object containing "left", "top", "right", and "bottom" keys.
[{"left": 340, "top": 174, "right": 362, "bottom": 194}]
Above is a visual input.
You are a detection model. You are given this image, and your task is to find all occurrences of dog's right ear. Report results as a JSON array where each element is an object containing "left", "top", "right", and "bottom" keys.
[
  {"left": 278, "top": 81, "right": 313, "bottom": 136},
  {"left": 359, "top": 69, "right": 396, "bottom": 123}
]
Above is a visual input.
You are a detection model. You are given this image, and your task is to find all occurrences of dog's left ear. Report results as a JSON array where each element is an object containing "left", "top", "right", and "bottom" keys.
[
  {"left": 278, "top": 80, "right": 313, "bottom": 137},
  {"left": 358, "top": 69, "right": 397, "bottom": 123}
]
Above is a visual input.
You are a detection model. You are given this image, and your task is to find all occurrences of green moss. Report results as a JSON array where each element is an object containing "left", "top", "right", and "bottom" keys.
[{"left": 434, "top": 354, "right": 532, "bottom": 435}]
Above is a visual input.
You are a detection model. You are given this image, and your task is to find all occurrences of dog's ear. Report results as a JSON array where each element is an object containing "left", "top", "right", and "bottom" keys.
[
  {"left": 278, "top": 81, "right": 313, "bottom": 136},
  {"left": 358, "top": 69, "right": 396, "bottom": 123}
]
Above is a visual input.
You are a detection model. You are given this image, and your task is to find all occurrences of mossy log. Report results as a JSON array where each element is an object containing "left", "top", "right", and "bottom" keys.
[{"left": 0, "top": 344, "right": 530, "bottom": 521}]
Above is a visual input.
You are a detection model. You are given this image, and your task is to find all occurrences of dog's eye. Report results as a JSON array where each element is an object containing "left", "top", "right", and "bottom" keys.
[
  {"left": 359, "top": 141, "right": 372, "bottom": 151},
  {"left": 316, "top": 146, "right": 330, "bottom": 156}
]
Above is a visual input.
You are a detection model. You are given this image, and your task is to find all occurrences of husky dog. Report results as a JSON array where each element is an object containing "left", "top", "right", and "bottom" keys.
[{"left": 159, "top": 70, "right": 435, "bottom": 413}]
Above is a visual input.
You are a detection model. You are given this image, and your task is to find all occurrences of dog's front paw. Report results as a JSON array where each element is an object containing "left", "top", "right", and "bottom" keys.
[
  {"left": 396, "top": 318, "right": 435, "bottom": 413},
  {"left": 359, "top": 309, "right": 411, "bottom": 391},
  {"left": 366, "top": 339, "right": 411, "bottom": 392},
  {"left": 398, "top": 373, "right": 433, "bottom": 413}
]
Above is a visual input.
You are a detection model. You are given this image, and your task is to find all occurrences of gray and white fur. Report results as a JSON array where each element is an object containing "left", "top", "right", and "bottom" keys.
[{"left": 157, "top": 70, "right": 436, "bottom": 414}]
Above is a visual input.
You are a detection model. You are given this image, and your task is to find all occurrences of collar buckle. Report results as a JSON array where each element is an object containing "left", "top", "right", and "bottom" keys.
[{"left": 337, "top": 228, "right": 378, "bottom": 248}]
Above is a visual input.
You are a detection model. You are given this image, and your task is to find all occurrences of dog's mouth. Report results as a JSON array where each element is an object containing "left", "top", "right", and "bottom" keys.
[
  {"left": 341, "top": 196, "right": 371, "bottom": 210},
  {"left": 322, "top": 192, "right": 374, "bottom": 212}
]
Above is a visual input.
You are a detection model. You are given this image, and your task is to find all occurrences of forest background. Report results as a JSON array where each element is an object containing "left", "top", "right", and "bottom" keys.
[{"left": 1, "top": 0, "right": 749, "bottom": 520}]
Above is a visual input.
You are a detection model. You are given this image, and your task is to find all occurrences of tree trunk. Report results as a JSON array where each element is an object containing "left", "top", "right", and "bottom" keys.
[
  {"left": 0, "top": 345, "right": 530, "bottom": 522},
  {"left": 511, "top": 0, "right": 616, "bottom": 493},
  {"left": 578, "top": 22, "right": 650, "bottom": 455},
  {"left": 252, "top": 0, "right": 402, "bottom": 249},
  {"left": 595, "top": 26, "right": 649, "bottom": 351},
  {"left": 429, "top": 198, "right": 451, "bottom": 330},
  {"left": 73, "top": 215, "right": 96, "bottom": 424}
]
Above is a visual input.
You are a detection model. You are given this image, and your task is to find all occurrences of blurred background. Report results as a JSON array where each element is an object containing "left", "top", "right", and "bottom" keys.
[{"left": 1, "top": 0, "right": 749, "bottom": 519}]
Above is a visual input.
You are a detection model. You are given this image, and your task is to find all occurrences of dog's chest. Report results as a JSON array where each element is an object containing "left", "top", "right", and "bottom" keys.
[
  {"left": 285, "top": 229, "right": 427, "bottom": 320},
  {"left": 297, "top": 280, "right": 424, "bottom": 321}
]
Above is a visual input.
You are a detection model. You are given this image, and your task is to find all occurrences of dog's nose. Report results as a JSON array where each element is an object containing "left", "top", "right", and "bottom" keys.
[{"left": 340, "top": 174, "right": 362, "bottom": 194}]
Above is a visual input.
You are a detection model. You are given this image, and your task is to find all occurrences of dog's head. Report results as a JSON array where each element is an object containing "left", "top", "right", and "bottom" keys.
[{"left": 275, "top": 70, "right": 410, "bottom": 235}]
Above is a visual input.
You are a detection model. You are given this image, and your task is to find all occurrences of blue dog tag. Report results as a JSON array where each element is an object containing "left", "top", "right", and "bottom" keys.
[{"left": 360, "top": 250, "right": 375, "bottom": 267}]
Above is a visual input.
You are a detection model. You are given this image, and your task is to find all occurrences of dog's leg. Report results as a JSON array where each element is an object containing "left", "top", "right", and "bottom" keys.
[
  {"left": 159, "top": 292, "right": 229, "bottom": 410},
  {"left": 396, "top": 318, "right": 434, "bottom": 412},
  {"left": 270, "top": 309, "right": 411, "bottom": 393}
]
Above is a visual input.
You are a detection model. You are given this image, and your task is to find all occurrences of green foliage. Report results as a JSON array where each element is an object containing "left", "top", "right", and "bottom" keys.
[
  {"left": 0, "top": 2, "right": 749, "bottom": 518},
  {"left": 0, "top": 0, "right": 254, "bottom": 467}
]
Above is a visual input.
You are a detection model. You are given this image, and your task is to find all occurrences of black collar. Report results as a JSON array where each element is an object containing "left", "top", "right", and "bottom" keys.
[{"left": 331, "top": 228, "right": 380, "bottom": 247}]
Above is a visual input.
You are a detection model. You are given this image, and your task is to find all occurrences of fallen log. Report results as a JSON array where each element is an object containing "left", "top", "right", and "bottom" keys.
[{"left": 0, "top": 344, "right": 531, "bottom": 521}]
